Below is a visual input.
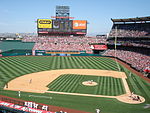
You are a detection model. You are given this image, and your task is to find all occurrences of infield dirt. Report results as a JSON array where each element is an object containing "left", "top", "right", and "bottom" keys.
[{"left": 4, "top": 69, "right": 145, "bottom": 104}]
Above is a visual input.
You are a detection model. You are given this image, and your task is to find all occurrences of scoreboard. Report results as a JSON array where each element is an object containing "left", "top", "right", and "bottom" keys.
[
  {"left": 37, "top": 19, "right": 87, "bottom": 36},
  {"left": 52, "top": 20, "right": 72, "bottom": 32}
]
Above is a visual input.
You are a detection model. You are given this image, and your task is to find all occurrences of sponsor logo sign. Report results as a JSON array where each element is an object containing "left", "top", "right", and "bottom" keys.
[
  {"left": 38, "top": 19, "right": 52, "bottom": 28},
  {"left": 0, "top": 101, "right": 54, "bottom": 113},
  {"left": 92, "top": 45, "right": 108, "bottom": 50},
  {"left": 73, "top": 20, "right": 86, "bottom": 29},
  {"left": 38, "top": 31, "right": 49, "bottom": 34}
]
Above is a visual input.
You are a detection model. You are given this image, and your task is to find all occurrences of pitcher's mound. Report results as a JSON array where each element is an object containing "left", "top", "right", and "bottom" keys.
[{"left": 82, "top": 80, "right": 98, "bottom": 86}]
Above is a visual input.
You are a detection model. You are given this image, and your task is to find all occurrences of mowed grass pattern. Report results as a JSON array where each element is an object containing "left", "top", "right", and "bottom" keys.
[
  {"left": 121, "top": 66, "right": 150, "bottom": 103},
  {"left": 0, "top": 56, "right": 118, "bottom": 88},
  {"left": 0, "top": 56, "right": 150, "bottom": 113},
  {"left": 47, "top": 74, "right": 125, "bottom": 96}
]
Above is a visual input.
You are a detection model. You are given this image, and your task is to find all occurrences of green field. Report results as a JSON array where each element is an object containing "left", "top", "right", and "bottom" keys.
[
  {"left": 0, "top": 56, "right": 150, "bottom": 113},
  {"left": 47, "top": 74, "right": 125, "bottom": 96}
]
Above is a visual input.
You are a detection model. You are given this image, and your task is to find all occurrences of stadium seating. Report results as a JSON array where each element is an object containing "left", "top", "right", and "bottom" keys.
[
  {"left": 109, "top": 23, "right": 150, "bottom": 37},
  {"left": 108, "top": 40, "right": 150, "bottom": 48},
  {"left": 22, "top": 36, "right": 107, "bottom": 53},
  {"left": 103, "top": 49, "right": 150, "bottom": 72}
]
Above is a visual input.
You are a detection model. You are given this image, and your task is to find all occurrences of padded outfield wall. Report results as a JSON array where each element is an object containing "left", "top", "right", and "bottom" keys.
[{"left": 0, "top": 41, "right": 34, "bottom": 56}]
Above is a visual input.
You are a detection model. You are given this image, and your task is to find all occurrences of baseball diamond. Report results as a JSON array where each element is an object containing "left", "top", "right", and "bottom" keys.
[
  {"left": 0, "top": 5, "right": 150, "bottom": 113},
  {"left": 0, "top": 56, "right": 150, "bottom": 113}
]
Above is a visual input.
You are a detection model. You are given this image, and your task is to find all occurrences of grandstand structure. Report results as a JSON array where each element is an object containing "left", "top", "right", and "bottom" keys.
[
  {"left": 22, "top": 36, "right": 107, "bottom": 55},
  {"left": 105, "top": 16, "right": 150, "bottom": 76},
  {"left": 107, "top": 16, "right": 150, "bottom": 55}
]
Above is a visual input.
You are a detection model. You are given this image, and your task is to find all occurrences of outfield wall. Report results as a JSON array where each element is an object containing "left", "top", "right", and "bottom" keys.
[{"left": 1, "top": 49, "right": 32, "bottom": 56}]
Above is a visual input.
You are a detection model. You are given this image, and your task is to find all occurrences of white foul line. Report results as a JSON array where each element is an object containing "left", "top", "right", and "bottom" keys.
[{"left": 29, "top": 95, "right": 52, "bottom": 99}]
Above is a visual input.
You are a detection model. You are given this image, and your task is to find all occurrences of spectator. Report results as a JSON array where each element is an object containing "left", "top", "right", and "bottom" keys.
[{"left": 103, "top": 49, "right": 150, "bottom": 72}]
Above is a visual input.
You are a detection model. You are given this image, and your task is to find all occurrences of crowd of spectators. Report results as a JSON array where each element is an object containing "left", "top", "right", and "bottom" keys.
[
  {"left": 22, "top": 36, "right": 107, "bottom": 53},
  {"left": 109, "top": 29, "right": 148, "bottom": 37},
  {"left": 125, "top": 42, "right": 150, "bottom": 48},
  {"left": 22, "top": 36, "right": 107, "bottom": 43},
  {"left": 33, "top": 42, "right": 92, "bottom": 52},
  {"left": 109, "top": 23, "right": 150, "bottom": 37},
  {"left": 103, "top": 49, "right": 150, "bottom": 72},
  {"left": 108, "top": 40, "right": 150, "bottom": 48}
]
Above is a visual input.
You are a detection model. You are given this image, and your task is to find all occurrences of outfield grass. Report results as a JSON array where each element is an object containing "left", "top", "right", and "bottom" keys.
[
  {"left": 47, "top": 74, "right": 125, "bottom": 96},
  {"left": 0, "top": 56, "right": 118, "bottom": 88},
  {"left": 0, "top": 56, "right": 150, "bottom": 113}
]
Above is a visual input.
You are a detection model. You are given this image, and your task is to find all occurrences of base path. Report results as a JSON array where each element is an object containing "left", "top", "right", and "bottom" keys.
[{"left": 4, "top": 69, "right": 145, "bottom": 104}]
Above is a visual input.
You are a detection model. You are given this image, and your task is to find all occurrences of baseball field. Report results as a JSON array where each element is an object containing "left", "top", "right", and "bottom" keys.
[{"left": 0, "top": 56, "right": 150, "bottom": 113}]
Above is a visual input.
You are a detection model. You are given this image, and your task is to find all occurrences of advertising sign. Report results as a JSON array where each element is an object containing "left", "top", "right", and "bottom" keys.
[
  {"left": 0, "top": 100, "right": 54, "bottom": 113},
  {"left": 73, "top": 20, "right": 87, "bottom": 29},
  {"left": 91, "top": 45, "right": 108, "bottom": 50},
  {"left": 38, "top": 31, "right": 48, "bottom": 34},
  {"left": 38, "top": 19, "right": 52, "bottom": 28}
]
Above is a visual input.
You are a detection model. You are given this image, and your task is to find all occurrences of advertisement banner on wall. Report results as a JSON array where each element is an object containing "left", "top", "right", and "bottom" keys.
[
  {"left": 0, "top": 100, "right": 54, "bottom": 113},
  {"left": 91, "top": 45, "right": 108, "bottom": 50},
  {"left": 73, "top": 20, "right": 87, "bottom": 29},
  {"left": 38, "top": 19, "right": 52, "bottom": 28}
]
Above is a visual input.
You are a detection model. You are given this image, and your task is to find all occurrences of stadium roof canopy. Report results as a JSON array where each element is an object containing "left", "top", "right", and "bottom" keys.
[{"left": 111, "top": 16, "right": 150, "bottom": 23}]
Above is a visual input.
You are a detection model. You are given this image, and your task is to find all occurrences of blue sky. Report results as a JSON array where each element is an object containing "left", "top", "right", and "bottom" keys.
[{"left": 0, "top": 0, "right": 149, "bottom": 35}]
